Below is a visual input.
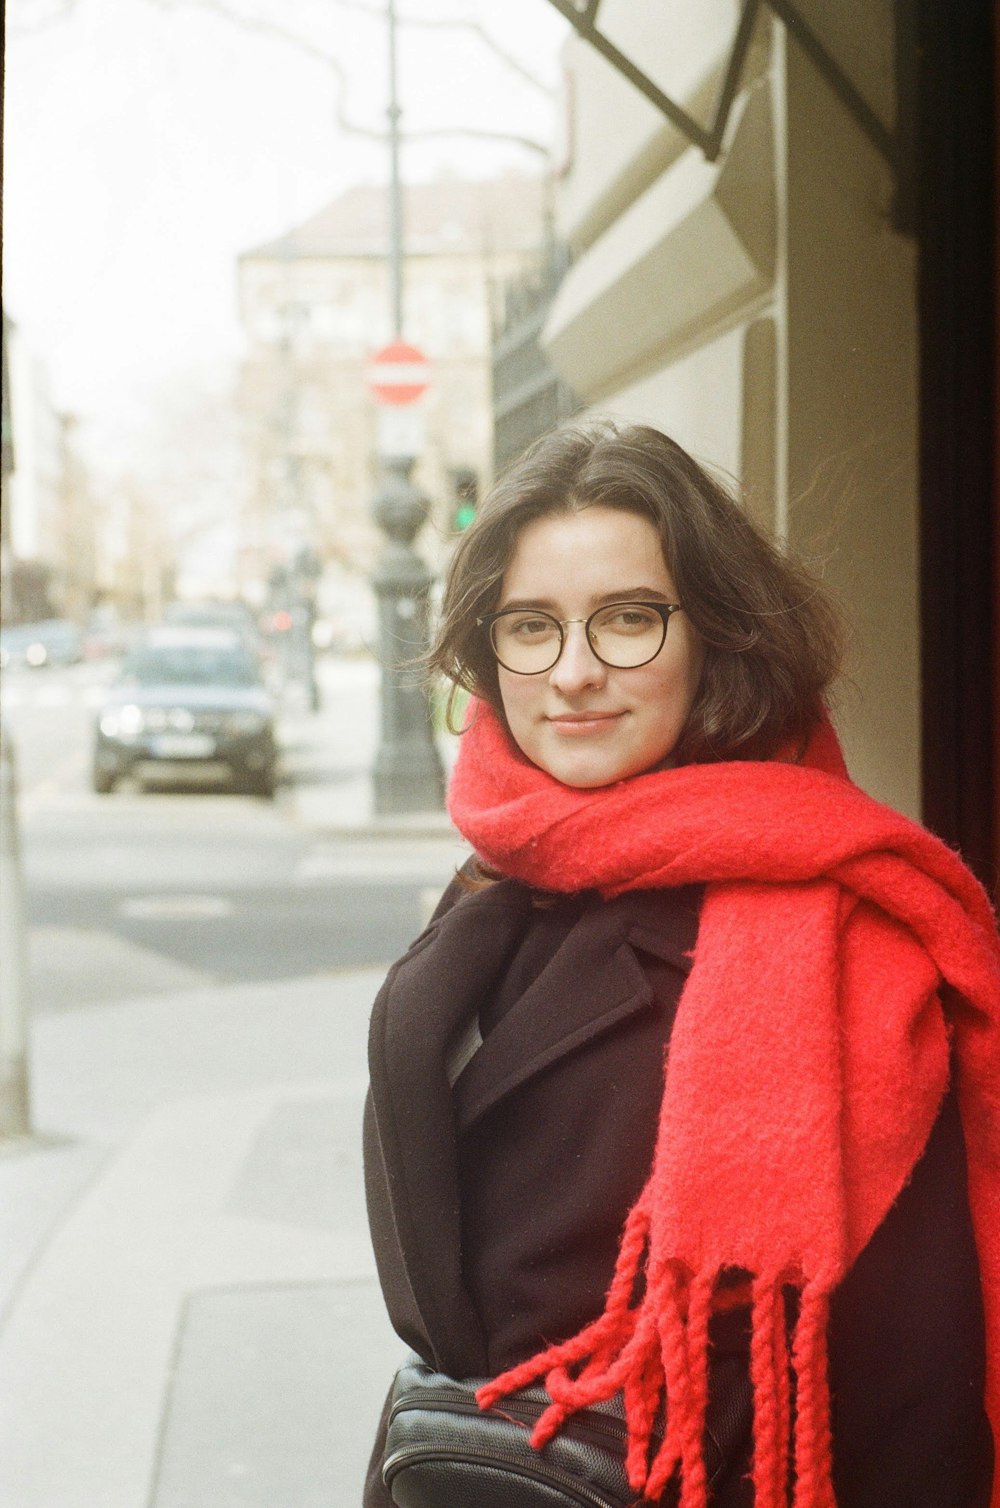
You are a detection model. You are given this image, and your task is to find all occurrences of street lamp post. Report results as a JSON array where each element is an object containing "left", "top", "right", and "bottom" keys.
[
  {"left": 386, "top": 0, "right": 404, "bottom": 341},
  {"left": 371, "top": 456, "right": 444, "bottom": 813},
  {"left": 368, "top": 0, "right": 444, "bottom": 812}
]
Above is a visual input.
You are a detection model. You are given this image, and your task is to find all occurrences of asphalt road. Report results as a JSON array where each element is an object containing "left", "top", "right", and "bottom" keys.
[{"left": 2, "top": 658, "right": 454, "bottom": 1014}]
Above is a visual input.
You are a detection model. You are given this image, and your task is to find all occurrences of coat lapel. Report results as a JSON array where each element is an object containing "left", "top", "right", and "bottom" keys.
[{"left": 453, "top": 885, "right": 701, "bottom": 1131}]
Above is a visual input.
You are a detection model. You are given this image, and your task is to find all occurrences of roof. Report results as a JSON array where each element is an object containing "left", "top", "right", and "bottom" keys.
[{"left": 241, "top": 173, "right": 548, "bottom": 262}]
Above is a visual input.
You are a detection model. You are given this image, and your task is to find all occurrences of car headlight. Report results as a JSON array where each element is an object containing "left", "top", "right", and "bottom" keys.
[
  {"left": 224, "top": 711, "right": 269, "bottom": 736},
  {"left": 100, "top": 704, "right": 145, "bottom": 737}
]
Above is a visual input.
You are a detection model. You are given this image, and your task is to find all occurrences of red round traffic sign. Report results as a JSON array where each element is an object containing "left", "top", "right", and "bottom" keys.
[{"left": 365, "top": 341, "right": 430, "bottom": 406}]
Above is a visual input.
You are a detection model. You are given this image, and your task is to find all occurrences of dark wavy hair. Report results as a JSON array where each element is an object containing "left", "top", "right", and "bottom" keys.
[{"left": 428, "top": 420, "right": 844, "bottom": 763}]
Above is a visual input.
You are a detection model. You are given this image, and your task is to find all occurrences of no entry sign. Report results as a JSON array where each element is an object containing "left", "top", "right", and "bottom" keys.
[{"left": 365, "top": 341, "right": 430, "bottom": 405}]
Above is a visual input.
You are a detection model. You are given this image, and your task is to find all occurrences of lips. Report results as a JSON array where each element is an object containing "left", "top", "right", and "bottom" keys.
[{"left": 547, "top": 712, "right": 624, "bottom": 735}]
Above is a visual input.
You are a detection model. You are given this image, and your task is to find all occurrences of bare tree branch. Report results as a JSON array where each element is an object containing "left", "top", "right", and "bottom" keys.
[
  {"left": 395, "top": 10, "right": 553, "bottom": 95},
  {"left": 146, "top": 0, "right": 551, "bottom": 154},
  {"left": 406, "top": 124, "right": 550, "bottom": 157},
  {"left": 12, "top": 0, "right": 553, "bottom": 154},
  {"left": 255, "top": 0, "right": 555, "bottom": 95},
  {"left": 146, "top": 0, "right": 385, "bottom": 138}
]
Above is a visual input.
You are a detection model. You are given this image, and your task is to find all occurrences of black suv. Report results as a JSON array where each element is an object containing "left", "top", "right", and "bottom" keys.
[{"left": 93, "top": 627, "right": 278, "bottom": 797}]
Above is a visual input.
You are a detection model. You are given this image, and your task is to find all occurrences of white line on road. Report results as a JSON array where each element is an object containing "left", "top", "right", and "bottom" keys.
[
  {"left": 294, "top": 841, "right": 465, "bottom": 885},
  {"left": 119, "top": 895, "right": 234, "bottom": 920}
]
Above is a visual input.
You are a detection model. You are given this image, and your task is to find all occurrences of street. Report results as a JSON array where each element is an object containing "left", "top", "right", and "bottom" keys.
[
  {"left": 3, "top": 655, "right": 459, "bottom": 1011},
  {"left": 0, "top": 653, "right": 467, "bottom": 1508}
]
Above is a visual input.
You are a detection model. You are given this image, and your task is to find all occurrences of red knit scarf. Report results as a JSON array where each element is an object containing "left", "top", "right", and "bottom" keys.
[{"left": 447, "top": 701, "right": 1000, "bottom": 1508}]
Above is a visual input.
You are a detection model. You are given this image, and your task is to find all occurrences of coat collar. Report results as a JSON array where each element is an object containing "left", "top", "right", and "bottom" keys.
[{"left": 452, "top": 885, "right": 699, "bottom": 1130}]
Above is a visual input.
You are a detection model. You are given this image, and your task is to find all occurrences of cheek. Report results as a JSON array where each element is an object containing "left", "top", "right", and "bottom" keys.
[
  {"left": 497, "top": 670, "right": 533, "bottom": 737},
  {"left": 668, "top": 630, "right": 705, "bottom": 709},
  {"left": 640, "top": 644, "right": 704, "bottom": 744}
]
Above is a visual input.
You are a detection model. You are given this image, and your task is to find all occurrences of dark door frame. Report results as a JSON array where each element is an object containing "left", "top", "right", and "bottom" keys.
[{"left": 916, "top": 0, "right": 997, "bottom": 893}]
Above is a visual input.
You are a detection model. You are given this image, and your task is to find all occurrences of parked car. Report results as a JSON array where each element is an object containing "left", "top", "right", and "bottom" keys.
[
  {"left": 0, "top": 618, "right": 82, "bottom": 670},
  {"left": 93, "top": 627, "right": 278, "bottom": 797},
  {"left": 163, "top": 598, "right": 277, "bottom": 684}
]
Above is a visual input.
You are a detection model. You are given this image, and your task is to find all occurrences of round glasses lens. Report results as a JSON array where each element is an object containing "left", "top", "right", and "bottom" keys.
[
  {"left": 589, "top": 603, "right": 667, "bottom": 668},
  {"left": 491, "top": 611, "right": 562, "bottom": 673}
]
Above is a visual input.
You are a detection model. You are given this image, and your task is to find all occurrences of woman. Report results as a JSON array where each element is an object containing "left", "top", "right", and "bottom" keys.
[{"left": 364, "top": 421, "right": 999, "bottom": 1507}]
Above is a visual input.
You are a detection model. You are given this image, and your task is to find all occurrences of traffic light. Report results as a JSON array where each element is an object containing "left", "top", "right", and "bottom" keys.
[{"left": 451, "top": 467, "right": 478, "bottom": 532}]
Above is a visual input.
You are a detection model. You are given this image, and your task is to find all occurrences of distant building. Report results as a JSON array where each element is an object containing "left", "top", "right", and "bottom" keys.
[
  {"left": 490, "top": 239, "right": 579, "bottom": 475},
  {"left": 1, "top": 314, "right": 97, "bottom": 623},
  {"left": 235, "top": 171, "right": 549, "bottom": 591}
]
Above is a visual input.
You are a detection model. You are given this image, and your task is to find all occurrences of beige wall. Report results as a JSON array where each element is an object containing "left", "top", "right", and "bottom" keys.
[
  {"left": 541, "top": 6, "right": 921, "bottom": 816},
  {"left": 781, "top": 26, "right": 919, "bottom": 814}
]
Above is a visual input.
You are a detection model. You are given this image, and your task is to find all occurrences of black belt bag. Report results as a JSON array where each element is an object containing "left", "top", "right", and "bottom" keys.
[{"left": 382, "top": 1355, "right": 752, "bottom": 1508}]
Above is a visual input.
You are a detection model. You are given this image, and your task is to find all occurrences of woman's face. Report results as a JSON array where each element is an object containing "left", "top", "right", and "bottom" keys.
[{"left": 494, "top": 506, "right": 704, "bottom": 788}]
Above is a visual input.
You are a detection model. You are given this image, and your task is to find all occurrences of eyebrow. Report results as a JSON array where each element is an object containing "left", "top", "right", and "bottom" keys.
[{"left": 497, "top": 587, "right": 676, "bottom": 612}]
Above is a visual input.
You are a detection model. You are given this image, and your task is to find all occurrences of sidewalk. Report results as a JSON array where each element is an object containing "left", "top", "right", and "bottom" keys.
[
  {"left": 0, "top": 658, "right": 467, "bottom": 1508},
  {"left": 277, "top": 654, "right": 459, "bottom": 840}
]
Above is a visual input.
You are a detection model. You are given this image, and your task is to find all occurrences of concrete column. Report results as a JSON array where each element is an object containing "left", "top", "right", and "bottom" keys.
[{"left": 0, "top": 732, "right": 31, "bottom": 1138}]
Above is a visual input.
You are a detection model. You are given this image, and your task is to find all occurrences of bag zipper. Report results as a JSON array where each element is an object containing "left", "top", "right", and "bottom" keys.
[
  {"left": 382, "top": 1442, "right": 636, "bottom": 1507},
  {"left": 388, "top": 1386, "right": 647, "bottom": 1453}
]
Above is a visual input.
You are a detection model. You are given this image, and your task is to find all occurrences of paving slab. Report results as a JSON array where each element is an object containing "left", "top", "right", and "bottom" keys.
[
  {"left": 25, "top": 969, "right": 383, "bottom": 1144},
  {"left": 149, "top": 1279, "right": 399, "bottom": 1508},
  {"left": 29, "top": 925, "right": 212, "bottom": 1012},
  {"left": 0, "top": 1077, "right": 403, "bottom": 1508},
  {"left": 0, "top": 968, "right": 404, "bottom": 1508}
]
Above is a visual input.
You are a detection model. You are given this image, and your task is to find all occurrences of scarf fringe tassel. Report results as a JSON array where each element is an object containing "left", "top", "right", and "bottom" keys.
[{"left": 476, "top": 1206, "right": 836, "bottom": 1507}]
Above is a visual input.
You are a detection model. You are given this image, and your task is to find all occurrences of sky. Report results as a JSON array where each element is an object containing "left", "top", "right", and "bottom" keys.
[{"left": 3, "top": 0, "right": 567, "bottom": 472}]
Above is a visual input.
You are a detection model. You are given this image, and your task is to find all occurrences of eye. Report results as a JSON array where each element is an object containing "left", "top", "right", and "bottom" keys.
[
  {"left": 595, "top": 604, "right": 661, "bottom": 635},
  {"left": 504, "top": 613, "right": 557, "bottom": 640}
]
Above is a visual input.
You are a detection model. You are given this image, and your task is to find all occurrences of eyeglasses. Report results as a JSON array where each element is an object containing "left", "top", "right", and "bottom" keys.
[{"left": 478, "top": 600, "right": 683, "bottom": 676}]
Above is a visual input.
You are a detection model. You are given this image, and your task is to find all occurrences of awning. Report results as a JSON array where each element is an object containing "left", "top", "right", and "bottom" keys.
[{"left": 540, "top": 0, "right": 912, "bottom": 225}]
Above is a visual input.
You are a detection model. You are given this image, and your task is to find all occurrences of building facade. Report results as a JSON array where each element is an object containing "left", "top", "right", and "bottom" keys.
[
  {"left": 1, "top": 315, "right": 98, "bottom": 624},
  {"left": 529, "top": 0, "right": 995, "bottom": 884}
]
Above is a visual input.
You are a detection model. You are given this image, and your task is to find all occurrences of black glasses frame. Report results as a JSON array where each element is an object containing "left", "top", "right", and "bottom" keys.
[{"left": 477, "top": 600, "right": 683, "bottom": 675}]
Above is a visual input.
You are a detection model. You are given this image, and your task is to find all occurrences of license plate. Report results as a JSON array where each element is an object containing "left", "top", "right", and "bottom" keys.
[{"left": 150, "top": 733, "right": 216, "bottom": 758}]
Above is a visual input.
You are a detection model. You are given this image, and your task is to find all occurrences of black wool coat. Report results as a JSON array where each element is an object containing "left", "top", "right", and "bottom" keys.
[{"left": 363, "top": 876, "right": 992, "bottom": 1507}]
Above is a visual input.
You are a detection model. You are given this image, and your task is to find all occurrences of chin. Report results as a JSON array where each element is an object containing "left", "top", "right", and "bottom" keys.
[{"left": 541, "top": 757, "right": 644, "bottom": 789}]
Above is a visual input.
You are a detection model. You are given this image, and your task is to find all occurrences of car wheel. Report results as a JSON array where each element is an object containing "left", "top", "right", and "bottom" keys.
[
  {"left": 93, "top": 766, "right": 117, "bottom": 795},
  {"left": 236, "top": 767, "right": 276, "bottom": 799}
]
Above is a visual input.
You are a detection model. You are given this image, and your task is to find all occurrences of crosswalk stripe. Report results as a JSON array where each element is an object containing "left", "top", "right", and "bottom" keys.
[{"left": 294, "top": 842, "right": 464, "bottom": 884}]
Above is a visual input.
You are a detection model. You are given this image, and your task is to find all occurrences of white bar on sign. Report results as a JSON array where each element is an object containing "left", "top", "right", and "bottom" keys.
[{"left": 367, "top": 363, "right": 430, "bottom": 387}]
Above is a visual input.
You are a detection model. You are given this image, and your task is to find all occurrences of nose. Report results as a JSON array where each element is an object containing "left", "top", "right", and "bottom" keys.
[{"left": 548, "top": 620, "right": 607, "bottom": 694}]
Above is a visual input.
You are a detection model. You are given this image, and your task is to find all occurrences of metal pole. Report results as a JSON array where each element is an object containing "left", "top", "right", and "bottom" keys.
[
  {"left": 370, "top": 458, "right": 444, "bottom": 813},
  {"left": 366, "top": 0, "right": 442, "bottom": 812},
  {"left": 387, "top": 0, "right": 404, "bottom": 338},
  {"left": 0, "top": 731, "right": 32, "bottom": 1138}
]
